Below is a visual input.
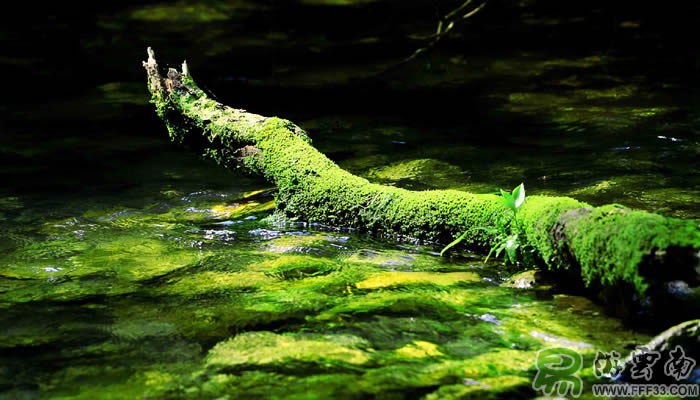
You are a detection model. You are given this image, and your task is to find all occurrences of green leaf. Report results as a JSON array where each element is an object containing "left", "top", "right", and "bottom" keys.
[
  {"left": 440, "top": 231, "right": 469, "bottom": 256},
  {"left": 504, "top": 234, "right": 519, "bottom": 263},
  {"left": 499, "top": 189, "right": 516, "bottom": 212},
  {"left": 512, "top": 183, "right": 525, "bottom": 209},
  {"left": 494, "top": 241, "right": 507, "bottom": 258},
  {"left": 484, "top": 246, "right": 496, "bottom": 263},
  {"left": 484, "top": 238, "right": 505, "bottom": 263}
]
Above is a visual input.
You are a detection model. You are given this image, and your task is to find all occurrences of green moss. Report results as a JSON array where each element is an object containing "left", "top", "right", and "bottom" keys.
[
  {"left": 566, "top": 206, "right": 700, "bottom": 293},
  {"left": 2, "top": 191, "right": 659, "bottom": 398},
  {"left": 162, "top": 78, "right": 506, "bottom": 246},
  {"left": 71, "top": 236, "right": 200, "bottom": 281},
  {"left": 500, "top": 270, "right": 551, "bottom": 290},
  {"left": 364, "top": 158, "right": 466, "bottom": 189},
  {"left": 315, "top": 290, "right": 466, "bottom": 321},
  {"left": 394, "top": 340, "right": 445, "bottom": 358},
  {"left": 501, "top": 84, "right": 673, "bottom": 129},
  {"left": 568, "top": 176, "right": 700, "bottom": 218},
  {"left": 259, "top": 234, "right": 335, "bottom": 254},
  {"left": 206, "top": 331, "right": 372, "bottom": 368},
  {"left": 516, "top": 195, "right": 586, "bottom": 269},
  {"left": 109, "top": 319, "right": 178, "bottom": 340},
  {"left": 568, "top": 180, "right": 617, "bottom": 197},
  {"left": 262, "top": 255, "right": 340, "bottom": 279},
  {"left": 157, "top": 271, "right": 275, "bottom": 297},
  {"left": 356, "top": 271, "right": 480, "bottom": 289}
]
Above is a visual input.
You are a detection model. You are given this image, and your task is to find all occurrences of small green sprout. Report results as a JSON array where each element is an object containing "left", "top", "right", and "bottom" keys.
[{"left": 441, "top": 183, "right": 526, "bottom": 265}]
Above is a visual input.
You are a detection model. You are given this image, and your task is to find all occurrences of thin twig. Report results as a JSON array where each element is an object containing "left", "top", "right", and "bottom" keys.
[{"left": 365, "top": 0, "right": 487, "bottom": 79}]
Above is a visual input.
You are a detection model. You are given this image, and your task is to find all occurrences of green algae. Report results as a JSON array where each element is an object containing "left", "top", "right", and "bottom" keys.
[
  {"left": 264, "top": 255, "right": 341, "bottom": 279},
  {"left": 0, "top": 192, "right": 658, "bottom": 399},
  {"left": 356, "top": 271, "right": 480, "bottom": 289},
  {"left": 207, "top": 331, "right": 372, "bottom": 368},
  {"left": 500, "top": 270, "right": 546, "bottom": 289},
  {"left": 364, "top": 158, "right": 467, "bottom": 189},
  {"left": 567, "top": 175, "right": 700, "bottom": 218},
  {"left": 394, "top": 340, "right": 445, "bottom": 358},
  {"left": 259, "top": 233, "right": 334, "bottom": 254},
  {"left": 0, "top": 196, "right": 22, "bottom": 210},
  {"left": 157, "top": 270, "right": 275, "bottom": 297},
  {"left": 0, "top": 187, "right": 282, "bottom": 307},
  {"left": 501, "top": 86, "right": 674, "bottom": 130},
  {"left": 129, "top": 3, "right": 233, "bottom": 23},
  {"left": 71, "top": 236, "right": 200, "bottom": 281}
]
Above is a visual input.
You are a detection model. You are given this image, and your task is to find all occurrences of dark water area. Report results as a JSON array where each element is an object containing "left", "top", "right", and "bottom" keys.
[{"left": 1, "top": 1, "right": 699, "bottom": 399}]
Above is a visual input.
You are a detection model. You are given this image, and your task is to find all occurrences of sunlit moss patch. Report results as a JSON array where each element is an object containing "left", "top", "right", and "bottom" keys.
[
  {"left": 209, "top": 200, "right": 273, "bottom": 218},
  {"left": 158, "top": 271, "right": 275, "bottom": 297},
  {"left": 364, "top": 158, "right": 466, "bottom": 189},
  {"left": 260, "top": 233, "right": 333, "bottom": 254},
  {"left": 356, "top": 271, "right": 480, "bottom": 289},
  {"left": 71, "top": 236, "right": 199, "bottom": 281},
  {"left": 394, "top": 340, "right": 444, "bottom": 358},
  {"left": 206, "top": 331, "right": 372, "bottom": 368},
  {"left": 109, "top": 319, "right": 178, "bottom": 341},
  {"left": 500, "top": 86, "right": 674, "bottom": 130},
  {"left": 256, "top": 255, "right": 340, "bottom": 280}
]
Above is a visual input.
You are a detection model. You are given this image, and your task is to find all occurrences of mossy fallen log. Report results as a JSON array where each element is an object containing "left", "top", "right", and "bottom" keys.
[{"left": 143, "top": 48, "right": 699, "bottom": 313}]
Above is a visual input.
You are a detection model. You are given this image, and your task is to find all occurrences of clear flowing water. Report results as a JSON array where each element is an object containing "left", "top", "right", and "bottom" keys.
[{"left": 1, "top": 1, "right": 698, "bottom": 399}]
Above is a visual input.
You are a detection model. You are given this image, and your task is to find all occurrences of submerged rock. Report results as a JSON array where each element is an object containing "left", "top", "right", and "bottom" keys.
[
  {"left": 500, "top": 270, "right": 554, "bottom": 290},
  {"left": 616, "top": 319, "right": 700, "bottom": 384},
  {"left": 206, "top": 331, "right": 373, "bottom": 369}
]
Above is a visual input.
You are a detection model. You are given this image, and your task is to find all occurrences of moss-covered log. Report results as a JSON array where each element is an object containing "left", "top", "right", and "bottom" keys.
[{"left": 143, "top": 48, "right": 699, "bottom": 306}]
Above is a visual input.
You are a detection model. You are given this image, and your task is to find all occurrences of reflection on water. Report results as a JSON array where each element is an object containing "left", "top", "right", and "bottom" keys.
[{"left": 1, "top": 1, "right": 698, "bottom": 398}]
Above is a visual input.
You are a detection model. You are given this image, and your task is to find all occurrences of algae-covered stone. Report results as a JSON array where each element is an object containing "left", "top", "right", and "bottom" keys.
[
  {"left": 316, "top": 290, "right": 465, "bottom": 321},
  {"left": 0, "top": 237, "right": 92, "bottom": 280},
  {"left": 109, "top": 319, "right": 178, "bottom": 341},
  {"left": 71, "top": 236, "right": 199, "bottom": 281},
  {"left": 260, "top": 233, "right": 335, "bottom": 254},
  {"left": 616, "top": 319, "right": 700, "bottom": 384},
  {"left": 158, "top": 270, "right": 275, "bottom": 297},
  {"left": 501, "top": 270, "right": 539, "bottom": 289},
  {"left": 356, "top": 271, "right": 480, "bottom": 289},
  {"left": 260, "top": 255, "right": 340, "bottom": 279},
  {"left": 206, "top": 331, "right": 372, "bottom": 368},
  {"left": 394, "top": 340, "right": 445, "bottom": 358}
]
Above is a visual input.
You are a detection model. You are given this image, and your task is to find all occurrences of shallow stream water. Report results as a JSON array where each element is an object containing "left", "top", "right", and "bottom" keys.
[{"left": 1, "top": 1, "right": 698, "bottom": 399}]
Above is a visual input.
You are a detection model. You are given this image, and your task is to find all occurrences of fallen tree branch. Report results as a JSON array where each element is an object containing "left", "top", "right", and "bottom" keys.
[{"left": 143, "top": 48, "right": 699, "bottom": 315}]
